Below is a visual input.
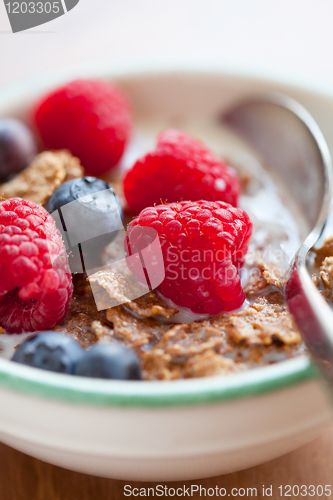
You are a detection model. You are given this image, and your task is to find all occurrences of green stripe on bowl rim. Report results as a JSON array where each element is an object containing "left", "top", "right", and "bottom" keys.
[
  {"left": 0, "top": 60, "right": 328, "bottom": 407},
  {"left": 0, "top": 355, "right": 318, "bottom": 407}
]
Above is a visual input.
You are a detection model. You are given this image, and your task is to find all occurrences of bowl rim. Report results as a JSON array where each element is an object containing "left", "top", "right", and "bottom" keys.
[
  {"left": 0, "top": 59, "right": 327, "bottom": 408},
  {"left": 0, "top": 355, "right": 317, "bottom": 407}
]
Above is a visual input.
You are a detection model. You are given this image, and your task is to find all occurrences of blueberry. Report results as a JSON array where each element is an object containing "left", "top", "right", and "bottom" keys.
[
  {"left": 46, "top": 176, "right": 122, "bottom": 215},
  {"left": 0, "top": 119, "right": 37, "bottom": 182},
  {"left": 46, "top": 177, "right": 123, "bottom": 272},
  {"left": 12, "top": 332, "right": 85, "bottom": 374},
  {"left": 74, "top": 343, "right": 142, "bottom": 380}
]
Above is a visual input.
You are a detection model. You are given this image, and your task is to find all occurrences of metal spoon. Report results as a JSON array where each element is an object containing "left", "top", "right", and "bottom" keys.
[{"left": 222, "top": 94, "right": 333, "bottom": 385}]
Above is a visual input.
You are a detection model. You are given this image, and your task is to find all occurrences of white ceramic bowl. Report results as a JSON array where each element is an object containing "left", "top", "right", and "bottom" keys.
[{"left": 0, "top": 62, "right": 332, "bottom": 481}]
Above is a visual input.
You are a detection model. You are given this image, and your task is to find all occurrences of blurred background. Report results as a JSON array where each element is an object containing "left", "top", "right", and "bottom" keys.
[{"left": 0, "top": 0, "right": 332, "bottom": 89}]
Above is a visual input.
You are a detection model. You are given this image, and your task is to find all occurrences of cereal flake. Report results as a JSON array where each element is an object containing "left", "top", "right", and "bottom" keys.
[
  {"left": 219, "top": 292, "right": 301, "bottom": 346},
  {"left": 0, "top": 150, "right": 83, "bottom": 206}
]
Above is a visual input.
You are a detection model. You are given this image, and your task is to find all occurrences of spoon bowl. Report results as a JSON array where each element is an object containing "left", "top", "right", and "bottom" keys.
[{"left": 223, "top": 94, "right": 333, "bottom": 389}]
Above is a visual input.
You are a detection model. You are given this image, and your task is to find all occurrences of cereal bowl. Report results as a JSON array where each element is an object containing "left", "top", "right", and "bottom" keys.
[{"left": 0, "top": 62, "right": 332, "bottom": 481}]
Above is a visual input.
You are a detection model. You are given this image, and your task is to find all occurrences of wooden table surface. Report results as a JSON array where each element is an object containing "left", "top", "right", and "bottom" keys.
[{"left": 1, "top": 426, "right": 333, "bottom": 500}]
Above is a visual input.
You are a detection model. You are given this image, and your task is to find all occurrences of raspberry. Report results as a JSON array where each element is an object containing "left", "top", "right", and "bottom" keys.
[
  {"left": 126, "top": 200, "right": 252, "bottom": 315},
  {"left": 0, "top": 198, "right": 73, "bottom": 334},
  {"left": 33, "top": 79, "right": 132, "bottom": 176},
  {"left": 123, "top": 129, "right": 240, "bottom": 213}
]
